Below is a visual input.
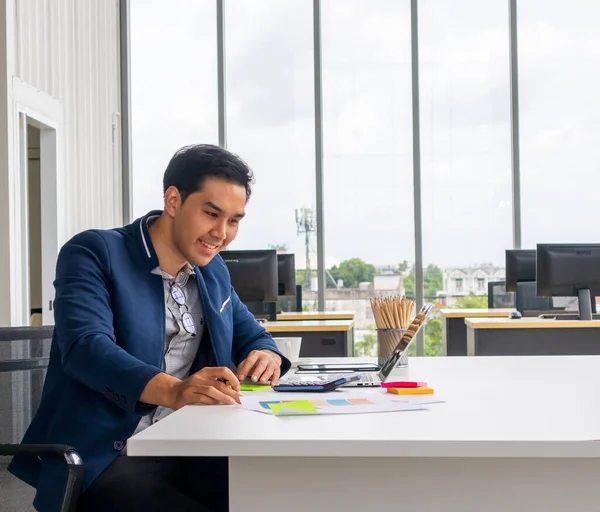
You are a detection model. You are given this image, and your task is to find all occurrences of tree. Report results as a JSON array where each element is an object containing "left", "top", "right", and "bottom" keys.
[
  {"left": 424, "top": 265, "right": 443, "bottom": 299},
  {"left": 423, "top": 317, "right": 443, "bottom": 356},
  {"left": 295, "top": 270, "right": 316, "bottom": 287},
  {"left": 453, "top": 292, "right": 488, "bottom": 309},
  {"left": 397, "top": 260, "right": 410, "bottom": 273},
  {"left": 328, "top": 258, "right": 376, "bottom": 289},
  {"left": 405, "top": 316, "right": 443, "bottom": 357},
  {"left": 355, "top": 328, "right": 377, "bottom": 357},
  {"left": 404, "top": 264, "right": 443, "bottom": 300},
  {"left": 404, "top": 272, "right": 414, "bottom": 298}
]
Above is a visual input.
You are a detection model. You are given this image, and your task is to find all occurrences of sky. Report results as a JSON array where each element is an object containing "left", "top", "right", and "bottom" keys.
[{"left": 130, "top": 0, "right": 600, "bottom": 271}]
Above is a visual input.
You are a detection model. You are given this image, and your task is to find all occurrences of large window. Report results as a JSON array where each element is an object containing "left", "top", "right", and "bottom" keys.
[
  {"left": 130, "top": 0, "right": 218, "bottom": 218},
  {"left": 519, "top": 0, "right": 600, "bottom": 247},
  {"left": 419, "top": 0, "right": 512, "bottom": 352},
  {"left": 321, "top": 0, "right": 413, "bottom": 356},
  {"left": 224, "top": 1, "right": 316, "bottom": 312},
  {"left": 128, "top": 1, "right": 600, "bottom": 357}
]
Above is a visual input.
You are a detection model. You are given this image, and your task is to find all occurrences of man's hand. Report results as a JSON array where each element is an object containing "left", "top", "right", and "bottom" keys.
[
  {"left": 237, "top": 350, "right": 282, "bottom": 386},
  {"left": 167, "top": 367, "right": 241, "bottom": 410}
]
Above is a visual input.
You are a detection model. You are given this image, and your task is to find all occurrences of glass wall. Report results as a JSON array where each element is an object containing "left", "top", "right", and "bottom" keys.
[
  {"left": 419, "top": 0, "right": 512, "bottom": 354},
  {"left": 224, "top": 0, "right": 316, "bottom": 313},
  {"left": 130, "top": 0, "right": 218, "bottom": 218},
  {"left": 129, "top": 1, "right": 599, "bottom": 355},
  {"left": 321, "top": 0, "right": 413, "bottom": 356},
  {"left": 518, "top": 0, "right": 600, "bottom": 248}
]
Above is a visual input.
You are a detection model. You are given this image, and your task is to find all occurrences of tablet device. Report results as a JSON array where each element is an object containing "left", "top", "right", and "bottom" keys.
[{"left": 296, "top": 362, "right": 380, "bottom": 372}]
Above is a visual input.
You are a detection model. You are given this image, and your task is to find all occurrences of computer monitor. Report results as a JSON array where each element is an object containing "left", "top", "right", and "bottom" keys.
[
  {"left": 515, "top": 281, "right": 554, "bottom": 316},
  {"left": 220, "top": 250, "right": 278, "bottom": 320},
  {"left": 536, "top": 244, "right": 600, "bottom": 321},
  {"left": 487, "top": 281, "right": 516, "bottom": 308},
  {"left": 277, "top": 254, "right": 296, "bottom": 296},
  {"left": 505, "top": 249, "right": 536, "bottom": 292}
]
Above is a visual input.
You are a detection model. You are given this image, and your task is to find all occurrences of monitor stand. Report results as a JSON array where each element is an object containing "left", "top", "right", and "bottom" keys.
[
  {"left": 548, "top": 289, "right": 595, "bottom": 320},
  {"left": 578, "top": 288, "right": 593, "bottom": 321}
]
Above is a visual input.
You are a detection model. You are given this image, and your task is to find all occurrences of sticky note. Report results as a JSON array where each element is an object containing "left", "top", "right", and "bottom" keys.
[
  {"left": 240, "top": 383, "right": 271, "bottom": 392},
  {"left": 382, "top": 381, "right": 427, "bottom": 388},
  {"left": 386, "top": 387, "right": 434, "bottom": 395},
  {"left": 268, "top": 400, "right": 318, "bottom": 415}
]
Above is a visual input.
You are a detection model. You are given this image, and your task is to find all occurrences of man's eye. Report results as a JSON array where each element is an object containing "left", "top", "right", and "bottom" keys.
[
  {"left": 229, "top": 219, "right": 239, "bottom": 225},
  {"left": 205, "top": 211, "right": 218, "bottom": 218}
]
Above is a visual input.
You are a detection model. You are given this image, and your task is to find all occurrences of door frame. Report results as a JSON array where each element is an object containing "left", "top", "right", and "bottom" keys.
[{"left": 10, "top": 79, "right": 63, "bottom": 326}]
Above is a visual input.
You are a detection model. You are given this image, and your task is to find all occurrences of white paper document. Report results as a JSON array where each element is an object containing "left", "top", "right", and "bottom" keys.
[{"left": 240, "top": 391, "right": 444, "bottom": 416}]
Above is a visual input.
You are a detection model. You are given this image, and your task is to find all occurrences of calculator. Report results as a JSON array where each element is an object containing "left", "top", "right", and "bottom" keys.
[{"left": 273, "top": 375, "right": 361, "bottom": 392}]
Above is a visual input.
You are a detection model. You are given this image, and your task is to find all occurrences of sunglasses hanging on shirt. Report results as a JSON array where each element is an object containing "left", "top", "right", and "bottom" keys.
[{"left": 170, "top": 284, "right": 197, "bottom": 336}]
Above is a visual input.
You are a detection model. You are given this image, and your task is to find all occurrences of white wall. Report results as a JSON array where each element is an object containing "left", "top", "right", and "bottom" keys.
[
  {"left": 0, "top": 0, "right": 16, "bottom": 326},
  {"left": 0, "top": 0, "right": 122, "bottom": 325},
  {"left": 14, "top": 0, "right": 122, "bottom": 236}
]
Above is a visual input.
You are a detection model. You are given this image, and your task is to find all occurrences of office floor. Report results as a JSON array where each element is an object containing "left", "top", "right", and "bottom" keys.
[{"left": 0, "top": 460, "right": 35, "bottom": 512}]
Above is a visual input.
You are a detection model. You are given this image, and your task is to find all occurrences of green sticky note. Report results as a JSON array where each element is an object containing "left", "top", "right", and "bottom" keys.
[
  {"left": 240, "top": 383, "right": 271, "bottom": 392},
  {"left": 268, "top": 400, "right": 318, "bottom": 415}
]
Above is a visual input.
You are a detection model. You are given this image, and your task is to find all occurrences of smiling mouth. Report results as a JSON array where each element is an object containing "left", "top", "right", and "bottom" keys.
[{"left": 200, "top": 240, "right": 219, "bottom": 250}]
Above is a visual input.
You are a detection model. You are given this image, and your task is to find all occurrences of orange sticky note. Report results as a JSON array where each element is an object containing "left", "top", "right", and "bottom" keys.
[{"left": 386, "top": 386, "right": 434, "bottom": 395}]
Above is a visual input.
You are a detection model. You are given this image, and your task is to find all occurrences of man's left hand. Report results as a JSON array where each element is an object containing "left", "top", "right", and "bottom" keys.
[{"left": 237, "top": 350, "right": 282, "bottom": 386}]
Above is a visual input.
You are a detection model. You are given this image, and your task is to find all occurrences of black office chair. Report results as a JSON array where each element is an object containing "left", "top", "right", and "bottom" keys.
[
  {"left": 0, "top": 326, "right": 84, "bottom": 512},
  {"left": 487, "top": 281, "right": 516, "bottom": 309}
]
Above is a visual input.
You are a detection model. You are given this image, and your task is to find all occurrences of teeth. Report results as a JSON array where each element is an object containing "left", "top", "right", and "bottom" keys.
[{"left": 201, "top": 241, "right": 217, "bottom": 250}]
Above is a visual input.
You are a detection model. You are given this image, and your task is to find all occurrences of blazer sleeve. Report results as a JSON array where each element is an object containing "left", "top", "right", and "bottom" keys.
[
  {"left": 229, "top": 288, "right": 291, "bottom": 376},
  {"left": 53, "top": 230, "right": 162, "bottom": 416}
]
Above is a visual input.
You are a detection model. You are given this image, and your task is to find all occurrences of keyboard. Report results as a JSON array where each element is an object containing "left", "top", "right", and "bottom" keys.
[
  {"left": 539, "top": 313, "right": 600, "bottom": 320},
  {"left": 310, "top": 372, "right": 378, "bottom": 384}
]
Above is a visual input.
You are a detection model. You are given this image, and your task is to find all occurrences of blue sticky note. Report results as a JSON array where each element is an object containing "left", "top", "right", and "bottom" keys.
[{"left": 326, "top": 399, "right": 352, "bottom": 406}]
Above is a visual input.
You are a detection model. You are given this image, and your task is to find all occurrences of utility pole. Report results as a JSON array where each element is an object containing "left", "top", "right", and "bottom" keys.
[{"left": 295, "top": 208, "right": 316, "bottom": 289}]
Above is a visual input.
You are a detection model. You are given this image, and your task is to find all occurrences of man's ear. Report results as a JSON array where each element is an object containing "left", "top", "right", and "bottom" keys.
[{"left": 164, "top": 186, "right": 181, "bottom": 217}]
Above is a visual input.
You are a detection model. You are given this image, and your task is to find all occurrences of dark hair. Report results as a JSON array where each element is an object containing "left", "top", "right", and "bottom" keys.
[{"left": 163, "top": 144, "right": 254, "bottom": 202}]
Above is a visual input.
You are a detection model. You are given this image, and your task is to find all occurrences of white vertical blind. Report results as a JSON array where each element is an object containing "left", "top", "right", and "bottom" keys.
[{"left": 14, "top": 0, "right": 121, "bottom": 239}]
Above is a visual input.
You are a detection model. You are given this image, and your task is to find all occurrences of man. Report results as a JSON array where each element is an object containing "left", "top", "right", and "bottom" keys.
[{"left": 9, "top": 144, "right": 291, "bottom": 512}]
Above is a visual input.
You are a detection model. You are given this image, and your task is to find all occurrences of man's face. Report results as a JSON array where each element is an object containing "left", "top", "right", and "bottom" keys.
[{"left": 166, "top": 176, "right": 247, "bottom": 267}]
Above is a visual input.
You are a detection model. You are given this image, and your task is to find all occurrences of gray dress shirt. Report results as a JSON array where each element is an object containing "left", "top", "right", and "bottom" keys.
[{"left": 132, "top": 218, "right": 205, "bottom": 436}]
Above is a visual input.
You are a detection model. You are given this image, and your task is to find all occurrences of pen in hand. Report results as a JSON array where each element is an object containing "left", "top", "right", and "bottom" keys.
[{"left": 217, "top": 377, "right": 242, "bottom": 404}]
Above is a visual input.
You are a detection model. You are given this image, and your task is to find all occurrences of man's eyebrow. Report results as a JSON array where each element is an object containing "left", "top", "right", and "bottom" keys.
[
  {"left": 204, "top": 201, "right": 245, "bottom": 218},
  {"left": 204, "top": 201, "right": 223, "bottom": 212}
]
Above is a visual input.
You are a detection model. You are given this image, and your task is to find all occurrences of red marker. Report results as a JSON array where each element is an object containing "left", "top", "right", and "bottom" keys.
[{"left": 381, "top": 381, "right": 427, "bottom": 388}]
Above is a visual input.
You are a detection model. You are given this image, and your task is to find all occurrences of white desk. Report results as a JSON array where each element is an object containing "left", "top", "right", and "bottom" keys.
[{"left": 128, "top": 356, "right": 600, "bottom": 511}]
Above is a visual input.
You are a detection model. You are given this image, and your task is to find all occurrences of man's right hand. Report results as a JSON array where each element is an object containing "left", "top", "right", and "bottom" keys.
[
  {"left": 169, "top": 367, "right": 241, "bottom": 409},
  {"left": 140, "top": 367, "right": 241, "bottom": 410}
]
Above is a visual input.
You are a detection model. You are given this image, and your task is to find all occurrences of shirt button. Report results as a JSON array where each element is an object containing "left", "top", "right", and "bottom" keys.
[{"left": 113, "top": 440, "right": 125, "bottom": 451}]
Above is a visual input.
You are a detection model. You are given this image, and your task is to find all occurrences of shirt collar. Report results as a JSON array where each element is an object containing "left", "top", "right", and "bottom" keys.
[
  {"left": 137, "top": 210, "right": 196, "bottom": 278},
  {"left": 151, "top": 262, "right": 195, "bottom": 282}
]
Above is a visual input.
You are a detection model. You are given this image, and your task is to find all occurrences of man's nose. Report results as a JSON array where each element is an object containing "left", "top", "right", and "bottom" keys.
[{"left": 210, "top": 219, "right": 227, "bottom": 240}]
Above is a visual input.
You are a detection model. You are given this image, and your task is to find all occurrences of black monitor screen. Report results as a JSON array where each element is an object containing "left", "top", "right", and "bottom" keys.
[
  {"left": 536, "top": 244, "right": 600, "bottom": 298},
  {"left": 505, "top": 249, "right": 536, "bottom": 292},
  {"left": 536, "top": 244, "right": 600, "bottom": 320},
  {"left": 487, "top": 281, "right": 516, "bottom": 308},
  {"left": 277, "top": 254, "right": 296, "bottom": 296},
  {"left": 220, "top": 250, "right": 278, "bottom": 302}
]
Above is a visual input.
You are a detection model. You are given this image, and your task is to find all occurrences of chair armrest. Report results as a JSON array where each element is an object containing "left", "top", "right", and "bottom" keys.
[
  {"left": 0, "top": 443, "right": 84, "bottom": 512},
  {"left": 0, "top": 443, "right": 82, "bottom": 464}
]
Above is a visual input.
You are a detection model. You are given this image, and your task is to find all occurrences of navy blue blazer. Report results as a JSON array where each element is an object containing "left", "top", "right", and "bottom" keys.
[{"left": 9, "top": 211, "right": 291, "bottom": 511}]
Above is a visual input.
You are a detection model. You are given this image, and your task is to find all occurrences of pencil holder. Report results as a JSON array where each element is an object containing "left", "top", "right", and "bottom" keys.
[{"left": 376, "top": 328, "right": 408, "bottom": 367}]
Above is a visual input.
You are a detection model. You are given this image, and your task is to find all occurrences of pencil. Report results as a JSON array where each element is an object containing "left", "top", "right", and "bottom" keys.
[{"left": 370, "top": 295, "right": 415, "bottom": 329}]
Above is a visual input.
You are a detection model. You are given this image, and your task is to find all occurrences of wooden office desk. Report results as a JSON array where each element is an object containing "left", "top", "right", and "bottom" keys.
[
  {"left": 466, "top": 317, "right": 600, "bottom": 356},
  {"left": 263, "top": 319, "right": 354, "bottom": 357},
  {"left": 129, "top": 356, "right": 600, "bottom": 512},
  {"left": 441, "top": 308, "right": 514, "bottom": 356},
  {"left": 276, "top": 310, "right": 355, "bottom": 321}
]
